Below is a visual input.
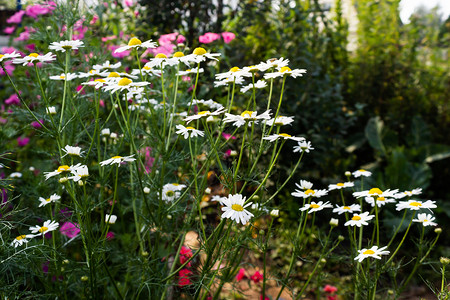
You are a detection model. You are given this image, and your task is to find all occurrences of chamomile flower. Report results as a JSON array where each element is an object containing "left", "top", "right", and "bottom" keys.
[
  {"left": 192, "top": 99, "right": 224, "bottom": 110},
  {"left": 333, "top": 204, "right": 361, "bottom": 215},
  {"left": 214, "top": 76, "right": 245, "bottom": 87},
  {"left": 13, "top": 52, "right": 56, "bottom": 65},
  {"left": 105, "top": 214, "right": 117, "bottom": 224},
  {"left": 9, "top": 172, "right": 22, "bottom": 178},
  {"left": 354, "top": 246, "right": 390, "bottom": 262},
  {"left": 46, "top": 106, "right": 57, "bottom": 115},
  {"left": 114, "top": 37, "right": 157, "bottom": 53},
  {"left": 99, "top": 155, "right": 136, "bottom": 167},
  {"left": 223, "top": 110, "right": 271, "bottom": 127},
  {"left": 295, "top": 180, "right": 313, "bottom": 190},
  {"left": 292, "top": 188, "right": 328, "bottom": 198},
  {"left": 62, "top": 145, "right": 83, "bottom": 157},
  {"left": 344, "top": 212, "right": 374, "bottom": 227},
  {"left": 102, "top": 77, "right": 149, "bottom": 93},
  {"left": 263, "top": 133, "right": 305, "bottom": 143},
  {"left": 49, "top": 40, "right": 84, "bottom": 52},
  {"left": 189, "top": 47, "right": 221, "bottom": 63},
  {"left": 44, "top": 164, "right": 78, "bottom": 180},
  {"left": 77, "top": 69, "right": 107, "bottom": 78},
  {"left": 240, "top": 80, "right": 268, "bottom": 93},
  {"left": 221, "top": 194, "right": 254, "bottom": 225},
  {"left": 131, "top": 65, "right": 161, "bottom": 77},
  {"left": 264, "top": 116, "right": 295, "bottom": 126},
  {"left": 293, "top": 140, "right": 314, "bottom": 153},
  {"left": 211, "top": 195, "right": 227, "bottom": 205},
  {"left": 264, "top": 66, "right": 307, "bottom": 79},
  {"left": 300, "top": 201, "right": 332, "bottom": 213},
  {"left": 171, "top": 51, "right": 197, "bottom": 66},
  {"left": 11, "top": 234, "right": 35, "bottom": 247},
  {"left": 38, "top": 193, "right": 61, "bottom": 207},
  {"left": 353, "top": 188, "right": 398, "bottom": 199},
  {"left": 328, "top": 182, "right": 354, "bottom": 191},
  {"left": 93, "top": 60, "right": 122, "bottom": 70},
  {"left": 49, "top": 73, "right": 78, "bottom": 81},
  {"left": 29, "top": 220, "right": 59, "bottom": 236},
  {"left": 101, "top": 128, "right": 111, "bottom": 136},
  {"left": 352, "top": 169, "right": 372, "bottom": 177},
  {"left": 365, "top": 196, "right": 396, "bottom": 207},
  {"left": 160, "top": 184, "right": 185, "bottom": 202},
  {"left": 215, "top": 67, "right": 251, "bottom": 81},
  {"left": 82, "top": 78, "right": 108, "bottom": 89},
  {"left": 184, "top": 108, "right": 226, "bottom": 124},
  {"left": 175, "top": 125, "right": 205, "bottom": 139},
  {"left": 68, "top": 165, "right": 89, "bottom": 182},
  {"left": 394, "top": 188, "right": 423, "bottom": 199},
  {"left": 395, "top": 200, "right": 437, "bottom": 211},
  {"left": 413, "top": 213, "right": 438, "bottom": 226},
  {"left": 145, "top": 53, "right": 179, "bottom": 68},
  {"left": 177, "top": 67, "right": 204, "bottom": 76},
  {"left": 0, "top": 51, "right": 20, "bottom": 62},
  {"left": 258, "top": 57, "right": 290, "bottom": 71}
]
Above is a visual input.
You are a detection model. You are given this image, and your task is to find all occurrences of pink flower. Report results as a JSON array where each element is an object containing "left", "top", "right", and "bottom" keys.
[
  {"left": 223, "top": 149, "right": 232, "bottom": 159},
  {"left": 159, "top": 33, "right": 185, "bottom": 45},
  {"left": 3, "top": 26, "right": 15, "bottom": 35},
  {"left": 260, "top": 296, "right": 270, "bottom": 300},
  {"left": 106, "top": 231, "right": 115, "bottom": 240},
  {"left": 222, "top": 133, "right": 236, "bottom": 140},
  {"left": 17, "top": 136, "right": 30, "bottom": 147},
  {"left": 221, "top": 32, "right": 236, "bottom": 44},
  {"left": 109, "top": 45, "right": 130, "bottom": 58},
  {"left": 199, "top": 32, "right": 220, "bottom": 44},
  {"left": 4, "top": 93, "right": 20, "bottom": 106},
  {"left": 1, "top": 47, "right": 19, "bottom": 54},
  {"left": 123, "top": 0, "right": 134, "bottom": 7},
  {"left": 178, "top": 269, "right": 192, "bottom": 287},
  {"left": 149, "top": 44, "right": 175, "bottom": 57},
  {"left": 7, "top": 11, "right": 25, "bottom": 24},
  {"left": 14, "top": 31, "right": 30, "bottom": 42},
  {"left": 140, "top": 147, "right": 154, "bottom": 174},
  {"left": 235, "top": 268, "right": 247, "bottom": 281},
  {"left": 0, "top": 61, "right": 15, "bottom": 76},
  {"left": 59, "top": 222, "right": 80, "bottom": 238},
  {"left": 31, "top": 119, "right": 44, "bottom": 129},
  {"left": 324, "top": 285, "right": 338, "bottom": 293},
  {"left": 90, "top": 15, "right": 99, "bottom": 25},
  {"left": 327, "top": 296, "right": 337, "bottom": 300},
  {"left": 25, "top": 3, "right": 55, "bottom": 19},
  {"left": 25, "top": 44, "right": 36, "bottom": 52},
  {"left": 76, "top": 85, "right": 85, "bottom": 95},
  {"left": 250, "top": 271, "right": 264, "bottom": 284}
]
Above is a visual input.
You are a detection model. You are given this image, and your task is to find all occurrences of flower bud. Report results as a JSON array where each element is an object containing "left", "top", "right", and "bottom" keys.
[
  {"left": 345, "top": 171, "right": 351, "bottom": 177},
  {"left": 270, "top": 209, "right": 279, "bottom": 217},
  {"left": 105, "top": 214, "right": 117, "bottom": 224},
  {"left": 78, "top": 180, "right": 84, "bottom": 186},
  {"left": 338, "top": 235, "right": 345, "bottom": 241},
  {"left": 440, "top": 257, "right": 450, "bottom": 265},
  {"left": 81, "top": 276, "right": 88, "bottom": 281},
  {"left": 59, "top": 177, "right": 68, "bottom": 183},
  {"left": 230, "top": 150, "right": 238, "bottom": 157},
  {"left": 141, "top": 251, "right": 149, "bottom": 257},
  {"left": 63, "top": 259, "right": 69, "bottom": 264},
  {"left": 330, "top": 218, "right": 339, "bottom": 227},
  {"left": 143, "top": 187, "right": 150, "bottom": 194},
  {"left": 435, "top": 228, "right": 442, "bottom": 234},
  {"left": 205, "top": 187, "right": 211, "bottom": 194}
]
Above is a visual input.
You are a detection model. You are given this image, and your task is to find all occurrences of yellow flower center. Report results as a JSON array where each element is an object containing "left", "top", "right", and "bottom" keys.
[
  {"left": 231, "top": 204, "right": 244, "bottom": 211},
  {"left": 186, "top": 69, "right": 191, "bottom": 72},
  {"left": 108, "top": 72, "right": 120, "bottom": 78},
  {"left": 424, "top": 219, "right": 428, "bottom": 222},
  {"left": 0, "top": 54, "right": 4, "bottom": 59},
  {"left": 111, "top": 156, "right": 122, "bottom": 159},
  {"left": 305, "top": 189, "right": 315, "bottom": 195},
  {"left": 369, "top": 188, "right": 383, "bottom": 195},
  {"left": 89, "top": 70, "right": 95, "bottom": 74},
  {"left": 248, "top": 65, "right": 258, "bottom": 71},
  {"left": 310, "top": 204, "right": 320, "bottom": 208},
  {"left": 352, "top": 216, "right": 361, "bottom": 221},
  {"left": 172, "top": 183, "right": 179, "bottom": 186},
  {"left": 279, "top": 133, "right": 291, "bottom": 138},
  {"left": 118, "top": 78, "right": 132, "bottom": 86},
  {"left": 280, "top": 66, "right": 291, "bottom": 73},
  {"left": 29, "top": 53, "right": 39, "bottom": 58},
  {"left": 363, "top": 249, "right": 375, "bottom": 255},
  {"left": 95, "top": 79, "right": 105, "bottom": 82},
  {"left": 337, "top": 183, "right": 345, "bottom": 187},
  {"left": 46, "top": 198, "right": 51, "bottom": 202},
  {"left": 143, "top": 66, "right": 151, "bottom": 70},
  {"left": 409, "top": 201, "right": 422, "bottom": 207},
  {"left": 57, "top": 165, "right": 70, "bottom": 172},
  {"left": 186, "top": 127, "right": 195, "bottom": 130},
  {"left": 377, "top": 197, "right": 385, "bottom": 201},
  {"left": 198, "top": 111, "right": 211, "bottom": 115},
  {"left": 166, "top": 190, "right": 174, "bottom": 197},
  {"left": 62, "top": 45, "right": 73, "bottom": 50},
  {"left": 230, "top": 67, "right": 240, "bottom": 72},
  {"left": 193, "top": 47, "right": 206, "bottom": 55},
  {"left": 343, "top": 206, "right": 351, "bottom": 210},
  {"left": 359, "top": 169, "right": 366, "bottom": 172},
  {"left": 240, "top": 110, "right": 253, "bottom": 118},
  {"left": 173, "top": 52, "right": 184, "bottom": 57},
  {"left": 16, "top": 235, "right": 26, "bottom": 240},
  {"left": 39, "top": 226, "right": 48, "bottom": 233},
  {"left": 128, "top": 37, "right": 142, "bottom": 46},
  {"left": 155, "top": 53, "right": 167, "bottom": 59},
  {"left": 59, "top": 75, "right": 65, "bottom": 79}
]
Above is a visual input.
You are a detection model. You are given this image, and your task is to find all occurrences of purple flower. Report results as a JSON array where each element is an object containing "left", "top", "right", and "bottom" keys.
[
  {"left": 59, "top": 222, "right": 80, "bottom": 238},
  {"left": 7, "top": 11, "right": 25, "bottom": 24},
  {"left": 4, "top": 93, "right": 20, "bottom": 106},
  {"left": 17, "top": 136, "right": 30, "bottom": 147},
  {"left": 59, "top": 208, "right": 73, "bottom": 218},
  {"left": 106, "top": 231, "right": 115, "bottom": 240},
  {"left": 31, "top": 119, "right": 44, "bottom": 129}
]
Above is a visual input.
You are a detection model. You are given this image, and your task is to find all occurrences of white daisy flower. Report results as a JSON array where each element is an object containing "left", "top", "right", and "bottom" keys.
[
  {"left": 103, "top": 71, "right": 138, "bottom": 80},
  {"left": 189, "top": 47, "right": 221, "bottom": 63},
  {"left": 0, "top": 51, "right": 21, "bottom": 63},
  {"left": 333, "top": 204, "right": 361, "bottom": 215},
  {"left": 11, "top": 234, "right": 36, "bottom": 247},
  {"left": 145, "top": 53, "right": 179, "bottom": 69},
  {"left": 68, "top": 165, "right": 89, "bottom": 182},
  {"left": 184, "top": 108, "right": 226, "bottom": 124},
  {"left": 214, "top": 76, "right": 245, "bottom": 87},
  {"left": 175, "top": 125, "right": 204, "bottom": 139},
  {"left": 264, "top": 66, "right": 307, "bottom": 79},
  {"left": 328, "top": 182, "right": 354, "bottom": 191},
  {"left": 223, "top": 110, "right": 271, "bottom": 127},
  {"left": 29, "top": 220, "right": 59, "bottom": 236},
  {"left": 164, "top": 183, "right": 187, "bottom": 191},
  {"left": 394, "top": 188, "right": 423, "bottom": 199},
  {"left": 131, "top": 65, "right": 161, "bottom": 77},
  {"left": 177, "top": 67, "right": 204, "bottom": 76},
  {"left": 101, "top": 128, "right": 111, "bottom": 136},
  {"left": 295, "top": 180, "right": 313, "bottom": 190},
  {"left": 293, "top": 140, "right": 314, "bottom": 153},
  {"left": 263, "top": 133, "right": 305, "bottom": 143},
  {"left": 62, "top": 145, "right": 83, "bottom": 157},
  {"left": 270, "top": 209, "right": 280, "bottom": 217},
  {"left": 105, "top": 214, "right": 117, "bottom": 224},
  {"left": 354, "top": 246, "right": 390, "bottom": 262},
  {"left": 240, "top": 80, "right": 268, "bottom": 93},
  {"left": 170, "top": 51, "right": 197, "bottom": 66},
  {"left": 291, "top": 188, "right": 328, "bottom": 198},
  {"left": 215, "top": 67, "right": 252, "bottom": 81},
  {"left": 299, "top": 201, "right": 332, "bottom": 213},
  {"left": 49, "top": 40, "right": 84, "bottom": 52},
  {"left": 353, "top": 188, "right": 399, "bottom": 199},
  {"left": 77, "top": 69, "right": 108, "bottom": 78},
  {"left": 221, "top": 194, "right": 254, "bottom": 225},
  {"left": 352, "top": 169, "right": 372, "bottom": 177},
  {"left": 395, "top": 200, "right": 437, "bottom": 211},
  {"left": 192, "top": 99, "right": 224, "bottom": 110},
  {"left": 344, "top": 212, "right": 375, "bottom": 227},
  {"left": 44, "top": 164, "right": 78, "bottom": 180},
  {"left": 13, "top": 52, "right": 56, "bottom": 65},
  {"left": 114, "top": 37, "right": 157, "bottom": 53},
  {"left": 93, "top": 60, "right": 122, "bottom": 71},
  {"left": 82, "top": 79, "right": 108, "bottom": 89},
  {"left": 264, "top": 116, "right": 294, "bottom": 126},
  {"left": 365, "top": 196, "right": 396, "bottom": 207},
  {"left": 211, "top": 195, "right": 227, "bottom": 205},
  {"left": 257, "top": 57, "right": 290, "bottom": 71},
  {"left": 413, "top": 213, "right": 438, "bottom": 226},
  {"left": 46, "top": 106, "right": 57, "bottom": 115},
  {"left": 38, "top": 193, "right": 61, "bottom": 207},
  {"left": 102, "top": 78, "right": 149, "bottom": 93},
  {"left": 99, "top": 155, "right": 136, "bottom": 167},
  {"left": 160, "top": 183, "right": 186, "bottom": 202},
  {"left": 49, "top": 73, "right": 78, "bottom": 81},
  {"left": 9, "top": 172, "right": 22, "bottom": 178}
]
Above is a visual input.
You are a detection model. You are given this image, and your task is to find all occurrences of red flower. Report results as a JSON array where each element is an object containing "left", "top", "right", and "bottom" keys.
[
  {"left": 250, "top": 271, "right": 264, "bottom": 284},
  {"left": 178, "top": 268, "right": 192, "bottom": 287},
  {"left": 324, "top": 284, "right": 338, "bottom": 293},
  {"left": 235, "top": 268, "right": 247, "bottom": 281}
]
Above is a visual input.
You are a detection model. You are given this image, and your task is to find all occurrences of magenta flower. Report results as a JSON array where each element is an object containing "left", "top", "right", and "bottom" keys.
[
  {"left": 235, "top": 268, "right": 247, "bottom": 281},
  {"left": 31, "top": 119, "right": 44, "bottom": 129},
  {"left": 17, "top": 136, "right": 30, "bottom": 147},
  {"left": 1, "top": 46, "right": 20, "bottom": 54},
  {"left": 159, "top": 33, "right": 185, "bottom": 45},
  {"left": 25, "top": 3, "right": 56, "bottom": 19},
  {"left": 7, "top": 11, "right": 25, "bottom": 24},
  {"left": 222, "top": 32, "right": 236, "bottom": 44},
  {"left": 106, "top": 231, "right": 115, "bottom": 240},
  {"left": 199, "top": 32, "right": 220, "bottom": 44},
  {"left": 4, "top": 93, "right": 20, "bottom": 106},
  {"left": 14, "top": 31, "right": 30, "bottom": 42},
  {"left": 59, "top": 222, "right": 80, "bottom": 238},
  {"left": 25, "top": 44, "right": 36, "bottom": 52},
  {"left": 109, "top": 45, "right": 130, "bottom": 58},
  {"left": 222, "top": 133, "right": 236, "bottom": 141},
  {"left": 3, "top": 26, "right": 15, "bottom": 35}
]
